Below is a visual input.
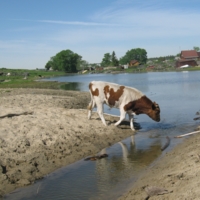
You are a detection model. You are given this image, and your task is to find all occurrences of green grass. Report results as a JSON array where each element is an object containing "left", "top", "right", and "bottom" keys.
[{"left": 0, "top": 69, "right": 67, "bottom": 89}]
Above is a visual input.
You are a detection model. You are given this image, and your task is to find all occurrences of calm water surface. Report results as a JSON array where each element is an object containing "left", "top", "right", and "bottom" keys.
[{"left": 5, "top": 72, "right": 200, "bottom": 200}]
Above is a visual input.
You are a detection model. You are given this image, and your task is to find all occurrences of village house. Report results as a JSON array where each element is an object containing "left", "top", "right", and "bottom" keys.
[
  {"left": 176, "top": 50, "right": 199, "bottom": 68},
  {"left": 129, "top": 60, "right": 140, "bottom": 67},
  {"left": 180, "top": 50, "right": 199, "bottom": 60}
]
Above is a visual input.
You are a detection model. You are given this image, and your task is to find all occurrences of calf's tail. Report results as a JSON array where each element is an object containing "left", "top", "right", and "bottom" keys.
[
  {"left": 87, "top": 101, "right": 93, "bottom": 110},
  {"left": 88, "top": 99, "right": 95, "bottom": 119}
]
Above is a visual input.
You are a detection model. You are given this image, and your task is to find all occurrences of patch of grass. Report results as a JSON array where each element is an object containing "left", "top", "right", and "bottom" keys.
[{"left": 0, "top": 69, "right": 66, "bottom": 89}]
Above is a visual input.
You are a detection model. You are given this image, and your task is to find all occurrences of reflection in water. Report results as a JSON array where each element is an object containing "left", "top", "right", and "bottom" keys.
[
  {"left": 118, "top": 142, "right": 129, "bottom": 165},
  {"left": 110, "top": 137, "right": 161, "bottom": 173},
  {"left": 60, "top": 82, "right": 83, "bottom": 91},
  {"left": 91, "top": 136, "right": 162, "bottom": 200}
]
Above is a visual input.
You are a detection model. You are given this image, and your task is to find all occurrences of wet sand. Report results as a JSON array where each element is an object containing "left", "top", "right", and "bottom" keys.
[{"left": 0, "top": 88, "right": 200, "bottom": 199}]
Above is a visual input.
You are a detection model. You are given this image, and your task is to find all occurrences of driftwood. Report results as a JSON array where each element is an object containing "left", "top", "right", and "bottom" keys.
[
  {"left": 161, "top": 136, "right": 170, "bottom": 151},
  {"left": 52, "top": 96, "right": 73, "bottom": 99},
  {"left": 174, "top": 130, "right": 200, "bottom": 138},
  {"left": 194, "top": 117, "right": 200, "bottom": 121},
  {"left": 78, "top": 109, "right": 120, "bottom": 119},
  {"left": 193, "top": 111, "right": 200, "bottom": 120},
  {"left": 0, "top": 111, "right": 33, "bottom": 119},
  {"left": 84, "top": 154, "right": 108, "bottom": 161}
]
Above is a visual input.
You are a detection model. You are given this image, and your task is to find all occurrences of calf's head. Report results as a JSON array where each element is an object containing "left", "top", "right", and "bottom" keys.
[{"left": 147, "top": 102, "right": 160, "bottom": 122}]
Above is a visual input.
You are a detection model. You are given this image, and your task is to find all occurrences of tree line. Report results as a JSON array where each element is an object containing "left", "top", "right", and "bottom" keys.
[
  {"left": 45, "top": 48, "right": 148, "bottom": 72},
  {"left": 45, "top": 46, "right": 200, "bottom": 72},
  {"left": 101, "top": 48, "right": 147, "bottom": 67}
]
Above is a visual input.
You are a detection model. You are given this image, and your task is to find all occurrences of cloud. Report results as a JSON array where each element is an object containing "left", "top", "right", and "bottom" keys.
[
  {"left": 37, "top": 20, "right": 118, "bottom": 26},
  {"left": 11, "top": 19, "right": 119, "bottom": 27}
]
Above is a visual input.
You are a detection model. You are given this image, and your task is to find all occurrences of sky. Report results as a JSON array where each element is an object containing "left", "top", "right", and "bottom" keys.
[{"left": 0, "top": 0, "right": 200, "bottom": 69}]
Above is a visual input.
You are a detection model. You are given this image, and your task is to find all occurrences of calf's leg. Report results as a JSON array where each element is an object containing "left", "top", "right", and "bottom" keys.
[
  {"left": 96, "top": 103, "right": 107, "bottom": 126},
  {"left": 114, "top": 108, "right": 126, "bottom": 127},
  {"left": 128, "top": 113, "right": 135, "bottom": 131}
]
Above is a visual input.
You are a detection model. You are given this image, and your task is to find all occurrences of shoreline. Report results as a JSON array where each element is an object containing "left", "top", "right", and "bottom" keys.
[{"left": 0, "top": 88, "right": 200, "bottom": 199}]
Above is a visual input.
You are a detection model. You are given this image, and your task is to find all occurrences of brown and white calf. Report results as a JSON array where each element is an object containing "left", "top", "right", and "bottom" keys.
[{"left": 88, "top": 81, "right": 160, "bottom": 131}]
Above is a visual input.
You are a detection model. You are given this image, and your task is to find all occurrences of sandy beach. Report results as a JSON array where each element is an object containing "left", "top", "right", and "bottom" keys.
[
  {"left": 0, "top": 88, "right": 200, "bottom": 199},
  {"left": 0, "top": 88, "right": 134, "bottom": 197}
]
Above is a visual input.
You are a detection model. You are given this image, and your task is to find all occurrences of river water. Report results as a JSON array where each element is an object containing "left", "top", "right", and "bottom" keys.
[{"left": 4, "top": 71, "right": 200, "bottom": 200}]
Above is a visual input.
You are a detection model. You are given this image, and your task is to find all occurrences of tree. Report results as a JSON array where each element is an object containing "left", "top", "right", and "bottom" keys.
[
  {"left": 101, "top": 51, "right": 119, "bottom": 67},
  {"left": 78, "top": 60, "right": 89, "bottom": 70},
  {"left": 45, "top": 60, "right": 54, "bottom": 70},
  {"left": 119, "top": 48, "right": 147, "bottom": 65},
  {"left": 158, "top": 56, "right": 165, "bottom": 62},
  {"left": 111, "top": 51, "right": 119, "bottom": 66},
  {"left": 45, "top": 49, "right": 82, "bottom": 72},
  {"left": 101, "top": 53, "right": 112, "bottom": 67},
  {"left": 193, "top": 46, "right": 200, "bottom": 52}
]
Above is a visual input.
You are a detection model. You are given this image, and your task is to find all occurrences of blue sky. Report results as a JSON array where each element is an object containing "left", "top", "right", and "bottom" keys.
[{"left": 0, "top": 0, "right": 200, "bottom": 69}]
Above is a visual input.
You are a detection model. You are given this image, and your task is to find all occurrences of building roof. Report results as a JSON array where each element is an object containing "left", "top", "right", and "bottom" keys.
[
  {"left": 129, "top": 60, "right": 139, "bottom": 64},
  {"left": 181, "top": 50, "right": 198, "bottom": 59}
]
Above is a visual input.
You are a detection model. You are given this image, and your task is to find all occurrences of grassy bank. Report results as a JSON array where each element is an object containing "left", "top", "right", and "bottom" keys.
[{"left": 0, "top": 69, "right": 67, "bottom": 89}]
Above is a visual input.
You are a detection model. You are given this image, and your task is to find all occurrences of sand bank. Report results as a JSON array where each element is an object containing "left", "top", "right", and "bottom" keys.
[{"left": 0, "top": 88, "right": 134, "bottom": 197}]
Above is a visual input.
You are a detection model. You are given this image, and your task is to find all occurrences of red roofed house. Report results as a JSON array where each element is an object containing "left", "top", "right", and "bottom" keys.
[
  {"left": 180, "top": 50, "right": 199, "bottom": 60},
  {"left": 176, "top": 50, "right": 199, "bottom": 68},
  {"left": 129, "top": 60, "right": 140, "bottom": 67}
]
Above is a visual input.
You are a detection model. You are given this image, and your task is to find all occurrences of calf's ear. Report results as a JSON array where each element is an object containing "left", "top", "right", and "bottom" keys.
[
  {"left": 152, "top": 101, "right": 157, "bottom": 110},
  {"left": 152, "top": 103, "right": 156, "bottom": 110},
  {"left": 152, "top": 102, "right": 159, "bottom": 110}
]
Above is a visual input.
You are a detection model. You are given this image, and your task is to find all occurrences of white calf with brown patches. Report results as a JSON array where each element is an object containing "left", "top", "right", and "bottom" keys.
[{"left": 88, "top": 81, "right": 160, "bottom": 131}]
